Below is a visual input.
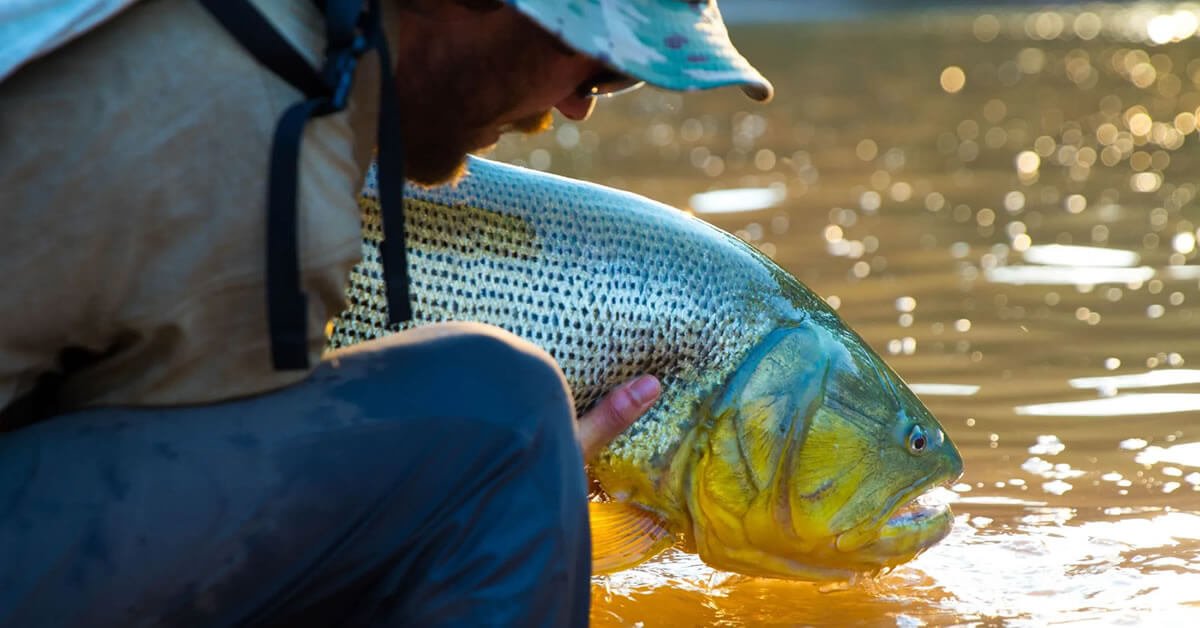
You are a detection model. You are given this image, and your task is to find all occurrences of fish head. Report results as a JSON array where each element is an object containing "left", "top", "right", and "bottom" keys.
[{"left": 685, "top": 317, "right": 963, "bottom": 580}]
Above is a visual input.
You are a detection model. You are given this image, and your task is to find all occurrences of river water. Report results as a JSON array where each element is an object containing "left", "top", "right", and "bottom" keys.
[{"left": 494, "top": 4, "right": 1200, "bottom": 625}]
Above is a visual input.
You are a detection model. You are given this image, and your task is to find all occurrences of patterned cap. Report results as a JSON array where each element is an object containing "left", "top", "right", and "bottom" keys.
[{"left": 508, "top": 0, "right": 773, "bottom": 102}]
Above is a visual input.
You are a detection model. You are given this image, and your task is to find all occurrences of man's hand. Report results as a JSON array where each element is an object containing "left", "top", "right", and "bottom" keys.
[{"left": 576, "top": 375, "right": 661, "bottom": 460}]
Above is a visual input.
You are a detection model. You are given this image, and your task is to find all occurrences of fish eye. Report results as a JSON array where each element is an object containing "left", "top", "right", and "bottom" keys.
[{"left": 907, "top": 425, "right": 929, "bottom": 455}]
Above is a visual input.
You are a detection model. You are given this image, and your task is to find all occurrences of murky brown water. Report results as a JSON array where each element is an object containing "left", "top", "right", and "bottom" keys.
[{"left": 494, "top": 5, "right": 1200, "bottom": 624}]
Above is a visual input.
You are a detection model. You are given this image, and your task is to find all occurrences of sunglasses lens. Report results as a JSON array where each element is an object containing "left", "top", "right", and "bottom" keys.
[{"left": 578, "top": 69, "right": 644, "bottom": 98}]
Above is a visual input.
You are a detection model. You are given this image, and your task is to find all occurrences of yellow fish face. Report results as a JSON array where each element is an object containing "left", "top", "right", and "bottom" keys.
[{"left": 683, "top": 319, "right": 964, "bottom": 580}]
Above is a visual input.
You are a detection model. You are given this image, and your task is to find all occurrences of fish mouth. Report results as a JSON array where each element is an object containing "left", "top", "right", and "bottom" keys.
[{"left": 853, "top": 483, "right": 956, "bottom": 567}]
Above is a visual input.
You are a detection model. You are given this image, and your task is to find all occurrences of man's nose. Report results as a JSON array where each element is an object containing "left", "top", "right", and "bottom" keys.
[{"left": 555, "top": 94, "right": 597, "bottom": 121}]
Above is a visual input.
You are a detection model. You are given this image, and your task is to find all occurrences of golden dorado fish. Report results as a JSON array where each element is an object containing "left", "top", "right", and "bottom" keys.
[{"left": 328, "top": 156, "right": 964, "bottom": 581}]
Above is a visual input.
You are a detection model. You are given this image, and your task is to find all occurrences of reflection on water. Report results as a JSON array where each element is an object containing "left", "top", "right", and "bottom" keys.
[
  {"left": 985, "top": 263, "right": 1156, "bottom": 285},
  {"left": 1071, "top": 368, "right": 1200, "bottom": 390},
  {"left": 588, "top": 509, "right": 1200, "bottom": 625},
  {"left": 1015, "top": 392, "right": 1200, "bottom": 416},
  {"left": 688, "top": 186, "right": 787, "bottom": 214},
  {"left": 1020, "top": 243, "right": 1140, "bottom": 266},
  {"left": 907, "top": 383, "right": 981, "bottom": 396},
  {"left": 1136, "top": 441, "right": 1200, "bottom": 468},
  {"left": 493, "top": 2, "right": 1200, "bottom": 624}
]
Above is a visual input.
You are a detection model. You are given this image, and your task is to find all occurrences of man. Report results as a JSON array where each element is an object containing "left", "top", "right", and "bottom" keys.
[{"left": 0, "top": 0, "right": 771, "bottom": 624}]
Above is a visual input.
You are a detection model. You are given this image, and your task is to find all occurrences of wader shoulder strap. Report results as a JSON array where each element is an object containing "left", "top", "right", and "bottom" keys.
[{"left": 196, "top": 0, "right": 412, "bottom": 371}]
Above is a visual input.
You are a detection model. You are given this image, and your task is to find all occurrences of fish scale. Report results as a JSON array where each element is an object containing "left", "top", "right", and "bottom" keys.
[{"left": 328, "top": 156, "right": 784, "bottom": 472}]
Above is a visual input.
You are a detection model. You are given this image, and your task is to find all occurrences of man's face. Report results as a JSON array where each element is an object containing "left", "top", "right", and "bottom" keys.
[{"left": 393, "top": 2, "right": 608, "bottom": 185}]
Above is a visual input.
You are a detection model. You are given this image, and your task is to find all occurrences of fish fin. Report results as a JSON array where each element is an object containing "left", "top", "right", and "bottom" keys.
[{"left": 588, "top": 501, "right": 675, "bottom": 574}]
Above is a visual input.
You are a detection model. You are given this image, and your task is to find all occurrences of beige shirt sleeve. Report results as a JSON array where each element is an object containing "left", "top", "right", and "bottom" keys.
[{"left": 0, "top": 0, "right": 399, "bottom": 414}]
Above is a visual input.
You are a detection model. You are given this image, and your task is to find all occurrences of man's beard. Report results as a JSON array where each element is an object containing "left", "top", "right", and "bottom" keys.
[{"left": 403, "top": 109, "right": 555, "bottom": 187}]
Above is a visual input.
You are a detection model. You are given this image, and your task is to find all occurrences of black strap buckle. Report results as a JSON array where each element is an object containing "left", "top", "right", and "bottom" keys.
[{"left": 318, "top": 33, "right": 369, "bottom": 114}]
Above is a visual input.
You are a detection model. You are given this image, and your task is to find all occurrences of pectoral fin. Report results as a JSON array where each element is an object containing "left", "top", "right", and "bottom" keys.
[{"left": 588, "top": 501, "right": 675, "bottom": 574}]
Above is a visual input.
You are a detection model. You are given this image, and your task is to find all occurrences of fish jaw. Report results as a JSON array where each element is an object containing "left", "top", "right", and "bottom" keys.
[
  {"left": 683, "top": 483, "right": 958, "bottom": 580},
  {"left": 855, "top": 487, "right": 957, "bottom": 568}
]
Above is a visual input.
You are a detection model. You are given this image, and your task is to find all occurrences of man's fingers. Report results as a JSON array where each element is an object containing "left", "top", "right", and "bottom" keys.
[{"left": 577, "top": 375, "right": 661, "bottom": 460}]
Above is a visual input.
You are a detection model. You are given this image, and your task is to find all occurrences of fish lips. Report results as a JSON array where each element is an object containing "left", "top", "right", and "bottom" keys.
[
  {"left": 834, "top": 467, "right": 961, "bottom": 567},
  {"left": 869, "top": 489, "right": 956, "bottom": 559}
]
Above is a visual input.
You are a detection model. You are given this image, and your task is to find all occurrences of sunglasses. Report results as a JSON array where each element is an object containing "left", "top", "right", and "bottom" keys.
[{"left": 575, "top": 67, "right": 645, "bottom": 99}]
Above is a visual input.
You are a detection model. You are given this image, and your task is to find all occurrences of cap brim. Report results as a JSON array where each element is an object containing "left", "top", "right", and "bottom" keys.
[{"left": 512, "top": 0, "right": 774, "bottom": 103}]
